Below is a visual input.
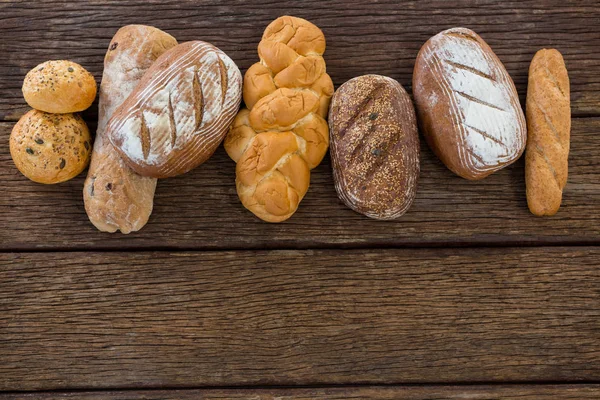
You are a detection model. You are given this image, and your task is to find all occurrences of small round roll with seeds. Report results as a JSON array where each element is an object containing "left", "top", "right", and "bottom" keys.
[
  {"left": 10, "top": 109, "right": 92, "bottom": 184},
  {"left": 22, "top": 60, "right": 97, "bottom": 113}
]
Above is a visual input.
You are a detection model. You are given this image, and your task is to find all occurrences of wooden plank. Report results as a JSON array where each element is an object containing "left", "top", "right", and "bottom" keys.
[
  {"left": 1, "top": 248, "right": 598, "bottom": 390},
  {"left": 2, "top": 385, "right": 600, "bottom": 399},
  {"left": 0, "top": 119, "right": 598, "bottom": 250},
  {"left": 1, "top": 0, "right": 600, "bottom": 121}
]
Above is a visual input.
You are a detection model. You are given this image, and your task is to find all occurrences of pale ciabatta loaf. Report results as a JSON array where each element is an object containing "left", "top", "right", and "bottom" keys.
[
  {"left": 413, "top": 27, "right": 527, "bottom": 180},
  {"left": 526, "top": 49, "right": 570, "bottom": 216},
  {"left": 329, "top": 75, "right": 420, "bottom": 220},
  {"left": 107, "top": 41, "right": 242, "bottom": 178},
  {"left": 83, "top": 25, "right": 177, "bottom": 234},
  {"left": 224, "top": 16, "right": 334, "bottom": 222}
]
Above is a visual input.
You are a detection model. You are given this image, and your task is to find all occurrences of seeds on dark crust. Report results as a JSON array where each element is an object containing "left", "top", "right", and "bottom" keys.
[
  {"left": 369, "top": 113, "right": 378, "bottom": 120},
  {"left": 337, "top": 84, "right": 384, "bottom": 139}
]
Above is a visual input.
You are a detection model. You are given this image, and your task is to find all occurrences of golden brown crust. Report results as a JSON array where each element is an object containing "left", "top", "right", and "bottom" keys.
[
  {"left": 22, "top": 60, "right": 97, "bottom": 114},
  {"left": 10, "top": 109, "right": 91, "bottom": 184},
  {"left": 83, "top": 25, "right": 177, "bottom": 234},
  {"left": 224, "top": 16, "right": 333, "bottom": 222},
  {"left": 525, "top": 48, "right": 570, "bottom": 216}
]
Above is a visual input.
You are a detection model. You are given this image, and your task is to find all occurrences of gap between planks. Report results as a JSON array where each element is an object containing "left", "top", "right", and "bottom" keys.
[
  {"left": 1, "top": 384, "right": 600, "bottom": 399},
  {"left": 2, "top": 240, "right": 600, "bottom": 254}
]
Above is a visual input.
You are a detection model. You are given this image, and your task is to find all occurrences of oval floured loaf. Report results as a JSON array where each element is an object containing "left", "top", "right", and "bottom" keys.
[
  {"left": 413, "top": 27, "right": 526, "bottom": 180},
  {"left": 107, "top": 41, "right": 242, "bottom": 178},
  {"left": 329, "top": 75, "right": 420, "bottom": 219}
]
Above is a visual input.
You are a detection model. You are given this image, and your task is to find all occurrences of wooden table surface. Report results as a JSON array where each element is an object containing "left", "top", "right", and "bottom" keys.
[{"left": 1, "top": 1, "right": 599, "bottom": 398}]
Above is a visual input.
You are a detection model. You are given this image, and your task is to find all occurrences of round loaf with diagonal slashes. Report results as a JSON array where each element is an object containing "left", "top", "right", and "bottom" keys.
[
  {"left": 413, "top": 27, "right": 526, "bottom": 180},
  {"left": 329, "top": 75, "right": 420, "bottom": 220},
  {"left": 107, "top": 41, "right": 242, "bottom": 178}
]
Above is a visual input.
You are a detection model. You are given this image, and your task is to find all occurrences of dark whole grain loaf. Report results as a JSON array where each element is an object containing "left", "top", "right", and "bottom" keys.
[{"left": 328, "top": 75, "right": 420, "bottom": 220}]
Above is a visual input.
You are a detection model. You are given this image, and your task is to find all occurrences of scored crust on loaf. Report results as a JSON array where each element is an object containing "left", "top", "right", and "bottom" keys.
[
  {"left": 329, "top": 75, "right": 420, "bottom": 220},
  {"left": 224, "top": 16, "right": 334, "bottom": 223},
  {"left": 107, "top": 41, "right": 242, "bottom": 178},
  {"left": 525, "top": 49, "right": 570, "bottom": 216},
  {"left": 83, "top": 25, "right": 177, "bottom": 233},
  {"left": 413, "top": 27, "right": 527, "bottom": 180}
]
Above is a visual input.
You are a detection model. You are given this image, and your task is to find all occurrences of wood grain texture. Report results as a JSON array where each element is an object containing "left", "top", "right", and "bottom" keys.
[
  {"left": 1, "top": 0, "right": 600, "bottom": 121},
  {"left": 2, "top": 385, "right": 600, "bottom": 399},
  {"left": 1, "top": 248, "right": 599, "bottom": 390},
  {"left": 1, "top": 1, "right": 599, "bottom": 393},
  {"left": 0, "top": 119, "right": 598, "bottom": 250}
]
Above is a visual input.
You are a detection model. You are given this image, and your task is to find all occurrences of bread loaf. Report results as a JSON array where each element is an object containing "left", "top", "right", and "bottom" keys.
[
  {"left": 22, "top": 60, "right": 97, "bottom": 114},
  {"left": 413, "top": 27, "right": 526, "bottom": 180},
  {"left": 11, "top": 109, "right": 91, "bottom": 184},
  {"left": 107, "top": 41, "right": 242, "bottom": 178},
  {"left": 329, "top": 75, "right": 420, "bottom": 219},
  {"left": 83, "top": 25, "right": 177, "bottom": 234},
  {"left": 224, "top": 16, "right": 334, "bottom": 222},
  {"left": 526, "top": 49, "right": 570, "bottom": 216}
]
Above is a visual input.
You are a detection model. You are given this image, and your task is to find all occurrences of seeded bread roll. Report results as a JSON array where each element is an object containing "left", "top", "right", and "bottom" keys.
[
  {"left": 413, "top": 27, "right": 527, "bottom": 180},
  {"left": 329, "top": 75, "right": 420, "bottom": 219},
  {"left": 526, "top": 49, "right": 570, "bottom": 216},
  {"left": 22, "top": 60, "right": 97, "bottom": 114},
  {"left": 224, "top": 16, "right": 334, "bottom": 222},
  {"left": 84, "top": 25, "right": 178, "bottom": 234},
  {"left": 10, "top": 109, "right": 91, "bottom": 184}
]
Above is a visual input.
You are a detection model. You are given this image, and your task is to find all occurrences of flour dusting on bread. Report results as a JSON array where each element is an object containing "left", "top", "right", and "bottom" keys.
[
  {"left": 413, "top": 27, "right": 526, "bottom": 180},
  {"left": 83, "top": 25, "right": 178, "bottom": 233},
  {"left": 107, "top": 41, "right": 242, "bottom": 178}
]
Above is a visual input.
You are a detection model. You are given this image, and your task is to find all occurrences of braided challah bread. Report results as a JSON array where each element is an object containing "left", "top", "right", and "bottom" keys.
[{"left": 224, "top": 16, "right": 334, "bottom": 222}]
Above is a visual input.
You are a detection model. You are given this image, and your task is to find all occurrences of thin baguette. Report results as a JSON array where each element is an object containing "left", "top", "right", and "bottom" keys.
[{"left": 525, "top": 49, "right": 570, "bottom": 216}]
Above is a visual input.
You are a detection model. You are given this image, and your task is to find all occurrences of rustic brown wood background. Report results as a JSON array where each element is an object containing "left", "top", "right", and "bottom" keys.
[{"left": 1, "top": 0, "right": 599, "bottom": 399}]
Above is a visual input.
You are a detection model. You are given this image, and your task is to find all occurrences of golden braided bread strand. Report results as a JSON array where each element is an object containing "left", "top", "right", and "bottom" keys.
[{"left": 224, "top": 16, "right": 334, "bottom": 222}]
